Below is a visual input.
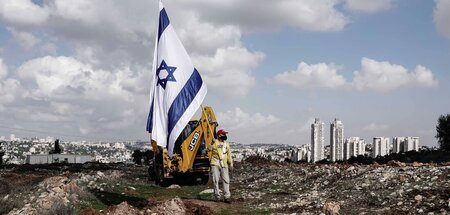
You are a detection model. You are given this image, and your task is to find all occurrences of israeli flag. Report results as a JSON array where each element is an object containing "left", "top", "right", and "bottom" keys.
[{"left": 147, "top": 1, "right": 207, "bottom": 156}]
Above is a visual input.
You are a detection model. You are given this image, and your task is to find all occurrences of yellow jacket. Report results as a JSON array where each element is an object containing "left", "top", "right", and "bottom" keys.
[{"left": 209, "top": 139, "right": 233, "bottom": 168}]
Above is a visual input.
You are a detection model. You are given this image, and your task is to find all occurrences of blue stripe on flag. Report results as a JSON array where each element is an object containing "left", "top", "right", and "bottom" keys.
[
  {"left": 167, "top": 68, "right": 203, "bottom": 137},
  {"left": 158, "top": 8, "right": 170, "bottom": 41},
  {"left": 146, "top": 99, "right": 154, "bottom": 132}
]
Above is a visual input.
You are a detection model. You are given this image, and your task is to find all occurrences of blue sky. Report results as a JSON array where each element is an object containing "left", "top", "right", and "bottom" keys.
[{"left": 0, "top": 0, "right": 449, "bottom": 147}]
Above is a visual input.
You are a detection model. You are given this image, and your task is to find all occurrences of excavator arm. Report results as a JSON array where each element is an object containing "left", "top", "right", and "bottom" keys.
[
  {"left": 179, "top": 106, "right": 217, "bottom": 172},
  {"left": 150, "top": 106, "right": 217, "bottom": 185}
]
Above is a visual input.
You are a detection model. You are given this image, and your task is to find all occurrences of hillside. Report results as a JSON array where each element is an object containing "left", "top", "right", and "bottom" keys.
[{"left": 1, "top": 158, "right": 449, "bottom": 214}]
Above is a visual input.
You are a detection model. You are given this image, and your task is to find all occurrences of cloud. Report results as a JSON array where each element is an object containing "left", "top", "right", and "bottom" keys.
[
  {"left": 363, "top": 123, "right": 389, "bottom": 131},
  {"left": 0, "top": 79, "right": 21, "bottom": 105},
  {"left": 7, "top": 28, "right": 40, "bottom": 50},
  {"left": 216, "top": 107, "right": 287, "bottom": 144},
  {"left": 352, "top": 58, "right": 438, "bottom": 92},
  {"left": 217, "top": 107, "right": 280, "bottom": 130},
  {"left": 175, "top": 0, "right": 349, "bottom": 32},
  {"left": 0, "top": 58, "right": 7, "bottom": 79},
  {"left": 194, "top": 47, "right": 265, "bottom": 97},
  {"left": 344, "top": 0, "right": 393, "bottom": 14},
  {"left": 0, "top": 0, "right": 49, "bottom": 27},
  {"left": 0, "top": 59, "right": 21, "bottom": 110},
  {"left": 273, "top": 62, "right": 347, "bottom": 89},
  {"left": 434, "top": 0, "right": 450, "bottom": 39},
  {"left": 9, "top": 56, "right": 150, "bottom": 134},
  {"left": 0, "top": 0, "right": 267, "bottom": 98}
]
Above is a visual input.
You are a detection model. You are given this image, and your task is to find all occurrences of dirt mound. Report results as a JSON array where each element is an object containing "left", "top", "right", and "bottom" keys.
[
  {"left": 81, "top": 198, "right": 214, "bottom": 215},
  {"left": 104, "top": 201, "right": 139, "bottom": 215},
  {"left": 184, "top": 202, "right": 213, "bottom": 215}
]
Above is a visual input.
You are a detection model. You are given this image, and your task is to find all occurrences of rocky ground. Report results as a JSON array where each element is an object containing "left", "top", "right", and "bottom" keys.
[
  {"left": 233, "top": 158, "right": 450, "bottom": 214},
  {"left": 0, "top": 158, "right": 449, "bottom": 215}
]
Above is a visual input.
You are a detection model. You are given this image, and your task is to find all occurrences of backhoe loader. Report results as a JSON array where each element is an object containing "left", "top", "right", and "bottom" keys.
[{"left": 149, "top": 106, "right": 217, "bottom": 185}]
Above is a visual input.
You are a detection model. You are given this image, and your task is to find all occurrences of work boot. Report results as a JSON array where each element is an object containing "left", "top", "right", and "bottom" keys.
[{"left": 224, "top": 198, "right": 231, "bottom": 204}]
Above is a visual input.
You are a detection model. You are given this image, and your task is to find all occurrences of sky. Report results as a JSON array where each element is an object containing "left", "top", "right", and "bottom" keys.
[{"left": 0, "top": 0, "right": 449, "bottom": 147}]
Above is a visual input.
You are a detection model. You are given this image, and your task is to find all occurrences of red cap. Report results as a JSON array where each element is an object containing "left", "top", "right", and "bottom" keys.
[{"left": 217, "top": 129, "right": 228, "bottom": 136}]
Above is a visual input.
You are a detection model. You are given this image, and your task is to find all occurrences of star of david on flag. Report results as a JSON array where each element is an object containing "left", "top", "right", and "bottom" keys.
[
  {"left": 156, "top": 60, "right": 177, "bottom": 89},
  {"left": 146, "top": 1, "right": 207, "bottom": 156}
]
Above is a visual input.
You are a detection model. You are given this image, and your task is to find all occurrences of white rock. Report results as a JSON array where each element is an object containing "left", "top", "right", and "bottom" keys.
[
  {"left": 97, "top": 171, "right": 105, "bottom": 178},
  {"left": 199, "top": 189, "right": 214, "bottom": 195},
  {"left": 415, "top": 195, "right": 423, "bottom": 202},
  {"left": 167, "top": 184, "right": 181, "bottom": 189}
]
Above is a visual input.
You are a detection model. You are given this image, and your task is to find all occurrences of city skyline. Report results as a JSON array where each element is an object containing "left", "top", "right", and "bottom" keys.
[{"left": 0, "top": 1, "right": 449, "bottom": 147}]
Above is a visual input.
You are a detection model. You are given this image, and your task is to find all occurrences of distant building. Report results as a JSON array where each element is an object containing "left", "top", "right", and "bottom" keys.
[
  {"left": 393, "top": 137, "right": 419, "bottom": 153},
  {"left": 26, "top": 154, "right": 93, "bottom": 164},
  {"left": 372, "top": 137, "right": 390, "bottom": 158},
  {"left": 311, "top": 118, "right": 325, "bottom": 163},
  {"left": 393, "top": 137, "right": 406, "bottom": 154},
  {"left": 403, "top": 137, "right": 419, "bottom": 152},
  {"left": 330, "top": 118, "right": 344, "bottom": 162},
  {"left": 344, "top": 137, "right": 365, "bottom": 160},
  {"left": 291, "top": 144, "right": 311, "bottom": 162}
]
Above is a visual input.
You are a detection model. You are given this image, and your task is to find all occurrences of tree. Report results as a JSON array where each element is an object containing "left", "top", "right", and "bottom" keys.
[
  {"left": 0, "top": 151, "right": 4, "bottom": 165},
  {"left": 50, "top": 139, "right": 62, "bottom": 154},
  {"left": 142, "top": 150, "right": 154, "bottom": 165},
  {"left": 436, "top": 114, "right": 450, "bottom": 151},
  {"left": 132, "top": 150, "right": 143, "bottom": 165}
]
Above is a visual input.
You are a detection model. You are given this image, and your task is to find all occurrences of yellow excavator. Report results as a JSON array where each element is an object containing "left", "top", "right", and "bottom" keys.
[{"left": 149, "top": 106, "right": 217, "bottom": 185}]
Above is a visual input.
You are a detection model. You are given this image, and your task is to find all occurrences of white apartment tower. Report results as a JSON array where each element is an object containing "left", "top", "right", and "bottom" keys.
[
  {"left": 393, "top": 137, "right": 419, "bottom": 153},
  {"left": 403, "top": 137, "right": 419, "bottom": 152},
  {"left": 393, "top": 137, "right": 406, "bottom": 154},
  {"left": 344, "top": 137, "right": 366, "bottom": 160},
  {"left": 372, "top": 137, "right": 390, "bottom": 158},
  {"left": 330, "top": 118, "right": 344, "bottom": 162},
  {"left": 311, "top": 118, "right": 325, "bottom": 163}
]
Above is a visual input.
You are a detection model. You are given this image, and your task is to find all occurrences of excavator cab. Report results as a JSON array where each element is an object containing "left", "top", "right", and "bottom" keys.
[{"left": 149, "top": 106, "right": 217, "bottom": 185}]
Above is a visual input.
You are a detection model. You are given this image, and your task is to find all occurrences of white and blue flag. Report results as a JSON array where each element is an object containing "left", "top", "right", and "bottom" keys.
[{"left": 147, "top": 1, "right": 207, "bottom": 156}]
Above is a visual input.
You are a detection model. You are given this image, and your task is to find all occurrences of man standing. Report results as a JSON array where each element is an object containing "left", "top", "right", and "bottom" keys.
[{"left": 209, "top": 129, "right": 233, "bottom": 203}]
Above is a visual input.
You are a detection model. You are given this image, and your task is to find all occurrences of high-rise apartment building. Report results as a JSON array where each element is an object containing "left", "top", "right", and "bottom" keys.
[
  {"left": 311, "top": 118, "right": 325, "bottom": 163},
  {"left": 344, "top": 137, "right": 366, "bottom": 160},
  {"left": 403, "top": 137, "right": 419, "bottom": 152},
  {"left": 393, "top": 137, "right": 406, "bottom": 154},
  {"left": 330, "top": 118, "right": 344, "bottom": 162},
  {"left": 393, "top": 137, "right": 419, "bottom": 153},
  {"left": 372, "top": 137, "right": 390, "bottom": 158}
]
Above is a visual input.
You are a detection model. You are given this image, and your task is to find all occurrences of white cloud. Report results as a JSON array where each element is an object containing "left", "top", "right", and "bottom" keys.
[
  {"left": 0, "top": 79, "right": 20, "bottom": 105},
  {"left": 217, "top": 107, "right": 280, "bottom": 130},
  {"left": 434, "top": 0, "right": 450, "bottom": 39},
  {"left": 0, "top": 1, "right": 265, "bottom": 98},
  {"left": 0, "top": 59, "right": 21, "bottom": 109},
  {"left": 0, "top": 0, "right": 49, "bottom": 27},
  {"left": 8, "top": 28, "right": 40, "bottom": 50},
  {"left": 175, "top": 0, "right": 349, "bottom": 32},
  {"left": 12, "top": 56, "right": 149, "bottom": 133},
  {"left": 0, "top": 58, "right": 7, "bottom": 79},
  {"left": 352, "top": 58, "right": 438, "bottom": 92},
  {"left": 344, "top": 0, "right": 393, "bottom": 14},
  {"left": 273, "top": 62, "right": 347, "bottom": 89},
  {"left": 194, "top": 47, "right": 265, "bottom": 97},
  {"left": 363, "top": 123, "right": 389, "bottom": 131},
  {"left": 216, "top": 107, "right": 286, "bottom": 144}
]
